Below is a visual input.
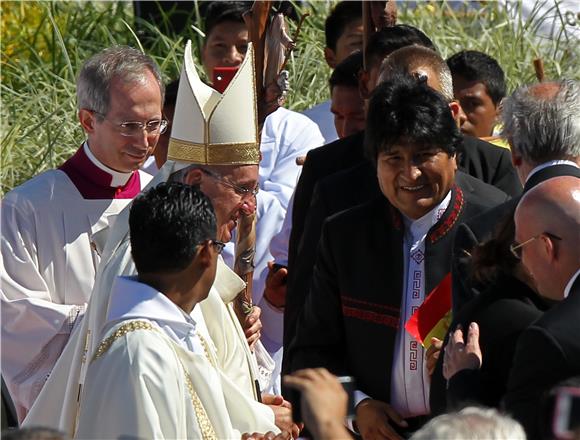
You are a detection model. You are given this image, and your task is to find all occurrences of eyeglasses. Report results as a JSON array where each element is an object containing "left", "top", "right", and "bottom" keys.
[
  {"left": 200, "top": 168, "right": 259, "bottom": 198},
  {"left": 92, "top": 111, "right": 168, "bottom": 137},
  {"left": 211, "top": 240, "right": 226, "bottom": 254},
  {"left": 510, "top": 232, "right": 562, "bottom": 259}
]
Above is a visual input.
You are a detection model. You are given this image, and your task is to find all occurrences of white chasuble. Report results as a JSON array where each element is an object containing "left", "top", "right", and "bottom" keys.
[
  {"left": 75, "top": 320, "right": 277, "bottom": 439},
  {"left": 24, "top": 161, "right": 275, "bottom": 435},
  {"left": 391, "top": 192, "right": 450, "bottom": 418},
  {"left": 1, "top": 155, "right": 151, "bottom": 420}
]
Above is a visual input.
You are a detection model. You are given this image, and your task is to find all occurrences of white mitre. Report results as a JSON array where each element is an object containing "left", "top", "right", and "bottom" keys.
[
  {"left": 23, "top": 41, "right": 275, "bottom": 436},
  {"left": 168, "top": 40, "right": 260, "bottom": 167}
]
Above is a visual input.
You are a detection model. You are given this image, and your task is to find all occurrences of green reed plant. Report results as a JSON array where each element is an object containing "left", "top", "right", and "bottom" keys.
[{"left": 1, "top": 0, "right": 578, "bottom": 194}]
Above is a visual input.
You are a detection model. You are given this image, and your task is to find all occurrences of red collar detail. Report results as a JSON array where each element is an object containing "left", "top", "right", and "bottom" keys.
[
  {"left": 59, "top": 146, "right": 141, "bottom": 200},
  {"left": 428, "top": 185, "right": 464, "bottom": 244}
]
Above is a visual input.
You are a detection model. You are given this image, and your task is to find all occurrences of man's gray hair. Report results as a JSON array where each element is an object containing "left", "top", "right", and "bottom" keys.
[
  {"left": 410, "top": 407, "right": 526, "bottom": 440},
  {"left": 502, "top": 79, "right": 580, "bottom": 164},
  {"left": 76, "top": 46, "right": 165, "bottom": 117},
  {"left": 379, "top": 45, "right": 454, "bottom": 102}
]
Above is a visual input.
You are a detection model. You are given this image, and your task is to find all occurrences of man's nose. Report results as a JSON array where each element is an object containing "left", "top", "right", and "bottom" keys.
[
  {"left": 224, "top": 47, "right": 243, "bottom": 66},
  {"left": 240, "top": 197, "right": 256, "bottom": 215},
  {"left": 402, "top": 161, "right": 422, "bottom": 180}
]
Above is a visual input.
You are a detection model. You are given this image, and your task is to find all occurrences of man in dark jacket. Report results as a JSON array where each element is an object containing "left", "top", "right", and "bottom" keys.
[
  {"left": 288, "top": 75, "right": 507, "bottom": 438},
  {"left": 451, "top": 79, "right": 580, "bottom": 313},
  {"left": 283, "top": 45, "right": 517, "bottom": 364}
]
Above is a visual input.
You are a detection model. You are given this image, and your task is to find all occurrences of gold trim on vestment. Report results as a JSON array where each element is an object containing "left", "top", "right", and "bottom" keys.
[
  {"left": 168, "top": 138, "right": 260, "bottom": 165},
  {"left": 178, "top": 357, "right": 218, "bottom": 440},
  {"left": 90, "top": 320, "right": 217, "bottom": 440},
  {"left": 92, "top": 320, "right": 153, "bottom": 360}
]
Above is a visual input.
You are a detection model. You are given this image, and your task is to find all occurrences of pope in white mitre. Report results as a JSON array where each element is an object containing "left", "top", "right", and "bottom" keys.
[
  {"left": 76, "top": 181, "right": 279, "bottom": 439},
  {"left": 24, "top": 41, "right": 296, "bottom": 438}
]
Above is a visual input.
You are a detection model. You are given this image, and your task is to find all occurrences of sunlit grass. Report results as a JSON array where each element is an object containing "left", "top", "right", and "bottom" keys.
[{"left": 1, "top": 0, "right": 578, "bottom": 194}]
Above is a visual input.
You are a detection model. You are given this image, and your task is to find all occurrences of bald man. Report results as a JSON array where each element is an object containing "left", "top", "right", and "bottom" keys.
[
  {"left": 451, "top": 79, "right": 580, "bottom": 314},
  {"left": 504, "top": 176, "right": 580, "bottom": 440}
]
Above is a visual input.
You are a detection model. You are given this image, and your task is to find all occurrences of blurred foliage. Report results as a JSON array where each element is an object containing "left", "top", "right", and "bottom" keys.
[{"left": 1, "top": 0, "right": 578, "bottom": 194}]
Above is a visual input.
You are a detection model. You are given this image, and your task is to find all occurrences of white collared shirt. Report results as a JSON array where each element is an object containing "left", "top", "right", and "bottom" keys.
[
  {"left": 106, "top": 276, "right": 211, "bottom": 355},
  {"left": 564, "top": 269, "right": 580, "bottom": 299},
  {"left": 390, "top": 191, "right": 452, "bottom": 418},
  {"left": 84, "top": 142, "right": 133, "bottom": 187},
  {"left": 526, "top": 160, "right": 579, "bottom": 183},
  {"left": 353, "top": 193, "right": 452, "bottom": 417}
]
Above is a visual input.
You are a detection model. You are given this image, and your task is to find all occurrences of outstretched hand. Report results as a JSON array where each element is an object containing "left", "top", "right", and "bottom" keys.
[
  {"left": 443, "top": 322, "right": 482, "bottom": 380},
  {"left": 283, "top": 368, "right": 349, "bottom": 440},
  {"left": 356, "top": 399, "right": 407, "bottom": 440}
]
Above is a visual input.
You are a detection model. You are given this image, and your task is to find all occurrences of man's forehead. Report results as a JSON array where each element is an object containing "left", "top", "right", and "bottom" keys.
[
  {"left": 378, "top": 63, "right": 441, "bottom": 91},
  {"left": 341, "top": 20, "right": 363, "bottom": 38},
  {"left": 380, "top": 142, "right": 441, "bottom": 154},
  {"left": 206, "top": 21, "right": 248, "bottom": 41}
]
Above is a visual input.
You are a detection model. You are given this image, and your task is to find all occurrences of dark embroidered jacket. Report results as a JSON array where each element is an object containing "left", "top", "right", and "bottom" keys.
[{"left": 288, "top": 177, "right": 506, "bottom": 405}]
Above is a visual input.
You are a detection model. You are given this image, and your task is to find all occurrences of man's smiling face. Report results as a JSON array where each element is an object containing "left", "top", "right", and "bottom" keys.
[{"left": 377, "top": 142, "right": 457, "bottom": 219}]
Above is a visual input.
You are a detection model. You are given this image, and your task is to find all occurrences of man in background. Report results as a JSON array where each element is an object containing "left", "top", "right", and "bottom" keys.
[
  {"left": 506, "top": 176, "right": 580, "bottom": 439},
  {"left": 450, "top": 79, "right": 580, "bottom": 313},
  {"left": 447, "top": 50, "right": 506, "bottom": 139},
  {"left": 302, "top": 0, "right": 363, "bottom": 143}
]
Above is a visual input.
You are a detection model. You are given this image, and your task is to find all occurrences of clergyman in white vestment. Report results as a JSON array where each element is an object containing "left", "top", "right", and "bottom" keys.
[
  {"left": 25, "top": 42, "right": 296, "bottom": 437},
  {"left": 1, "top": 46, "right": 165, "bottom": 421},
  {"left": 75, "top": 183, "right": 279, "bottom": 439}
]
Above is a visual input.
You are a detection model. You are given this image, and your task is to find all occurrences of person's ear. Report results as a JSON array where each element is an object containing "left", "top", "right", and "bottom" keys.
[
  {"left": 358, "top": 69, "right": 371, "bottom": 99},
  {"left": 451, "top": 153, "right": 458, "bottom": 171},
  {"left": 78, "top": 109, "right": 97, "bottom": 134},
  {"left": 448, "top": 101, "right": 464, "bottom": 128},
  {"left": 541, "top": 234, "right": 558, "bottom": 263},
  {"left": 510, "top": 147, "right": 522, "bottom": 168},
  {"left": 324, "top": 47, "right": 337, "bottom": 69},
  {"left": 183, "top": 168, "right": 204, "bottom": 186},
  {"left": 196, "top": 240, "right": 213, "bottom": 268}
]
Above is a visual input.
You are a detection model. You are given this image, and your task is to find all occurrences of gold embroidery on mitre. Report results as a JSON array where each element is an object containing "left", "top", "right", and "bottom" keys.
[{"left": 168, "top": 138, "right": 260, "bottom": 165}]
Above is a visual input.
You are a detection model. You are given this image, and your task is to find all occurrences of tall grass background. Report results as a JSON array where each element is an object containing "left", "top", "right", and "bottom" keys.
[{"left": 1, "top": 1, "right": 578, "bottom": 194}]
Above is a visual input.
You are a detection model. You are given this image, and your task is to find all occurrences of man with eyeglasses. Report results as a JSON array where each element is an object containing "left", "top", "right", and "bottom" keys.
[
  {"left": 505, "top": 176, "right": 580, "bottom": 440},
  {"left": 441, "top": 176, "right": 580, "bottom": 440},
  {"left": 24, "top": 43, "right": 300, "bottom": 438},
  {"left": 1, "top": 46, "right": 163, "bottom": 421},
  {"left": 451, "top": 79, "right": 580, "bottom": 314}
]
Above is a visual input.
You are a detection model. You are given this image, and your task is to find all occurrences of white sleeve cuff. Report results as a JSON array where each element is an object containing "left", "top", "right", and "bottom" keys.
[{"left": 257, "top": 296, "right": 284, "bottom": 348}]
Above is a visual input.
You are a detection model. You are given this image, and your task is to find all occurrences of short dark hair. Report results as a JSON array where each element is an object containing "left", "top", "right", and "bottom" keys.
[
  {"left": 364, "top": 73, "right": 462, "bottom": 164},
  {"left": 129, "top": 182, "right": 217, "bottom": 274},
  {"left": 202, "top": 1, "right": 251, "bottom": 40},
  {"left": 325, "top": 1, "right": 363, "bottom": 51},
  {"left": 447, "top": 50, "right": 506, "bottom": 105},
  {"left": 329, "top": 50, "right": 363, "bottom": 90},
  {"left": 365, "top": 24, "right": 436, "bottom": 71}
]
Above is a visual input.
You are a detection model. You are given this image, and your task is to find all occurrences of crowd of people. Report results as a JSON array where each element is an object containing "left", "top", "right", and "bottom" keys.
[{"left": 1, "top": 1, "right": 579, "bottom": 439}]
